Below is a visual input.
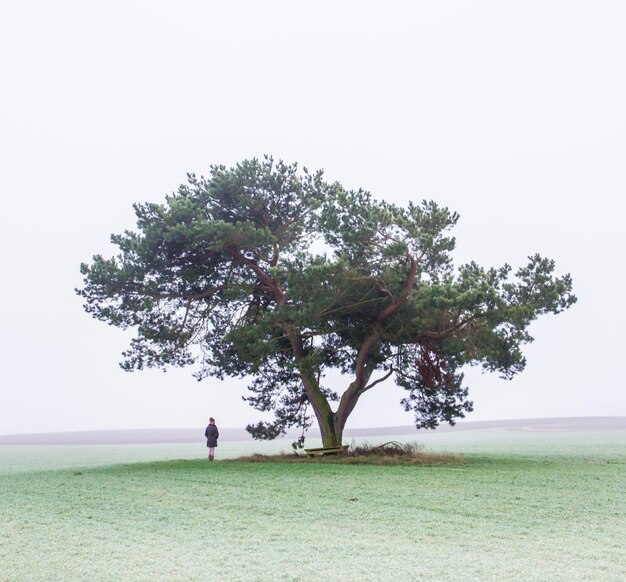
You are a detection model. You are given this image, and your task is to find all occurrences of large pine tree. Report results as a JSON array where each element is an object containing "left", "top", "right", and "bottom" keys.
[{"left": 78, "top": 157, "right": 576, "bottom": 447}]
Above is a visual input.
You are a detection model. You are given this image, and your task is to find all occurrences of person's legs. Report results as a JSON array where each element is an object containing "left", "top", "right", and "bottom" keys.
[{"left": 208, "top": 447, "right": 215, "bottom": 461}]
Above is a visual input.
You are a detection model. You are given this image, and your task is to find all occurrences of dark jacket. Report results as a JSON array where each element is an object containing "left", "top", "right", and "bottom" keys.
[{"left": 205, "top": 424, "right": 219, "bottom": 448}]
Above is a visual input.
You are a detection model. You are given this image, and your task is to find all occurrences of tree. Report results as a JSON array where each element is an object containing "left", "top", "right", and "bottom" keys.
[{"left": 77, "top": 157, "right": 576, "bottom": 448}]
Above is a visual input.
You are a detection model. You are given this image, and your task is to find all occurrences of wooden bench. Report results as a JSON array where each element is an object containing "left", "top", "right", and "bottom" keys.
[{"left": 304, "top": 446, "right": 349, "bottom": 458}]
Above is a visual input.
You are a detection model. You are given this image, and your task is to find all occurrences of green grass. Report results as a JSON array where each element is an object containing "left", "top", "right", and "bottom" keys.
[{"left": 1, "top": 432, "right": 625, "bottom": 581}]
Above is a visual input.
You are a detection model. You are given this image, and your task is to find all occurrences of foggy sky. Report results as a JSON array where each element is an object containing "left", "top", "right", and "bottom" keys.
[{"left": 1, "top": 1, "right": 624, "bottom": 435}]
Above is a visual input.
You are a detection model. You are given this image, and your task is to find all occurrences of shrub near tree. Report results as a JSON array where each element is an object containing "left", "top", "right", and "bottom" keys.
[{"left": 77, "top": 157, "right": 576, "bottom": 448}]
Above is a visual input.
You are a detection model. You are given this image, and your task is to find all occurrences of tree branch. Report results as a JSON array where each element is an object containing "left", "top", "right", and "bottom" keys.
[
  {"left": 225, "top": 245, "right": 286, "bottom": 304},
  {"left": 335, "top": 254, "right": 419, "bottom": 430},
  {"left": 129, "top": 284, "right": 228, "bottom": 302},
  {"left": 362, "top": 367, "right": 394, "bottom": 393}
]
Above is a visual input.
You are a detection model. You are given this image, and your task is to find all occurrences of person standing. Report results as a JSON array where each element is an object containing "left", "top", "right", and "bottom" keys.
[{"left": 204, "top": 417, "right": 219, "bottom": 461}]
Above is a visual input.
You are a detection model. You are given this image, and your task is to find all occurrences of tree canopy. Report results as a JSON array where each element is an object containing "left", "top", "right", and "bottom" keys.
[{"left": 77, "top": 157, "right": 576, "bottom": 447}]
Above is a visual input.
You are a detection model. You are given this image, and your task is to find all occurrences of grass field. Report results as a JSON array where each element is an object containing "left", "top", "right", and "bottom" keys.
[{"left": 1, "top": 431, "right": 624, "bottom": 581}]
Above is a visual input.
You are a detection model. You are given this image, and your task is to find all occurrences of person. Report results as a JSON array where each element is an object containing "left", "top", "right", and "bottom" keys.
[{"left": 204, "top": 417, "right": 219, "bottom": 461}]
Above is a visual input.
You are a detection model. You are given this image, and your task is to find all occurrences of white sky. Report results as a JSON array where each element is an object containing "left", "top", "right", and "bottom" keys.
[{"left": 1, "top": 1, "right": 624, "bottom": 435}]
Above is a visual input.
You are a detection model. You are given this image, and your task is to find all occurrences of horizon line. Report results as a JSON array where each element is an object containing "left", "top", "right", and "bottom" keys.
[{"left": 1, "top": 416, "right": 625, "bottom": 445}]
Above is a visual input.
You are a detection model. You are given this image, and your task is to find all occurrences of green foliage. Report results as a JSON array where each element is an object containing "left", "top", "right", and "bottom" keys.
[{"left": 77, "top": 156, "right": 576, "bottom": 445}]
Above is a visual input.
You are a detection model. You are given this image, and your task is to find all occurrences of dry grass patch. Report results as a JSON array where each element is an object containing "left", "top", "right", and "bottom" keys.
[{"left": 229, "top": 441, "right": 465, "bottom": 466}]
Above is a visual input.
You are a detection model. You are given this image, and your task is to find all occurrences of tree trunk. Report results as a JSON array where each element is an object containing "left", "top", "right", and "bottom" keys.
[
  {"left": 293, "top": 340, "right": 371, "bottom": 449},
  {"left": 319, "top": 413, "right": 343, "bottom": 448},
  {"left": 314, "top": 399, "right": 361, "bottom": 448},
  {"left": 306, "top": 377, "right": 370, "bottom": 448},
  {"left": 306, "top": 396, "right": 342, "bottom": 447}
]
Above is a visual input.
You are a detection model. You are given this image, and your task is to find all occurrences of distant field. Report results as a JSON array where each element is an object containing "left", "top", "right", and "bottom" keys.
[
  {"left": 2, "top": 416, "right": 624, "bottom": 445},
  {"left": 1, "top": 426, "right": 624, "bottom": 581},
  {"left": 1, "top": 418, "right": 625, "bottom": 473}
]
